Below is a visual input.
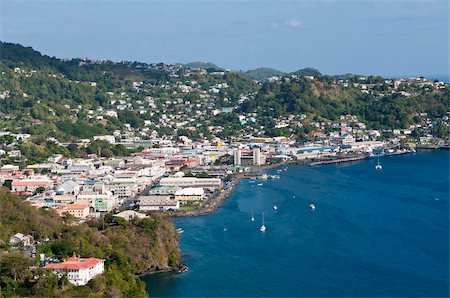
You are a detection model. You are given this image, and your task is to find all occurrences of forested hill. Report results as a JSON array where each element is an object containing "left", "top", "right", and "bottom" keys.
[
  {"left": 0, "top": 41, "right": 448, "bottom": 150},
  {"left": 240, "top": 67, "right": 286, "bottom": 81},
  {"left": 184, "top": 61, "right": 222, "bottom": 70}
]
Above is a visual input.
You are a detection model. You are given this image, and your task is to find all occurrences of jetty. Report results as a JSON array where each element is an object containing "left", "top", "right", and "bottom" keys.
[{"left": 309, "top": 154, "right": 367, "bottom": 166}]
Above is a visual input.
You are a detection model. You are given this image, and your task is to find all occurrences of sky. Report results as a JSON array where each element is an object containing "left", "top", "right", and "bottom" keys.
[{"left": 0, "top": 0, "right": 448, "bottom": 77}]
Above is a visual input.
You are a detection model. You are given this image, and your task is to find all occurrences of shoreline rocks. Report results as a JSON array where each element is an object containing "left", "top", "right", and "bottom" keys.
[{"left": 135, "top": 263, "right": 187, "bottom": 277}]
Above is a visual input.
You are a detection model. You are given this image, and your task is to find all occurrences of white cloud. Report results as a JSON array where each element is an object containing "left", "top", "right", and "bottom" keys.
[{"left": 286, "top": 18, "right": 301, "bottom": 28}]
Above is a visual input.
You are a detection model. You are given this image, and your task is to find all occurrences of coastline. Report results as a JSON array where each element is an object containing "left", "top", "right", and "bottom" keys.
[
  {"left": 135, "top": 263, "right": 188, "bottom": 277},
  {"left": 143, "top": 150, "right": 449, "bottom": 297},
  {"left": 142, "top": 150, "right": 441, "bottom": 283},
  {"left": 166, "top": 160, "right": 299, "bottom": 218},
  {"left": 166, "top": 154, "right": 369, "bottom": 218}
]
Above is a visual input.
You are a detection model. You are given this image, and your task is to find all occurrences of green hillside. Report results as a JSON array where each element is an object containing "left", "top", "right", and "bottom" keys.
[
  {"left": 0, "top": 41, "right": 448, "bottom": 150},
  {"left": 240, "top": 67, "right": 286, "bottom": 81},
  {"left": 0, "top": 187, "right": 181, "bottom": 297},
  {"left": 184, "top": 61, "right": 222, "bottom": 70}
]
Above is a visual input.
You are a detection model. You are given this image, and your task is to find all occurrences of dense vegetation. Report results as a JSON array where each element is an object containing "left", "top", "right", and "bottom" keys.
[
  {"left": 0, "top": 188, "right": 181, "bottom": 297},
  {"left": 240, "top": 67, "right": 286, "bottom": 81},
  {"left": 239, "top": 77, "right": 448, "bottom": 132},
  {"left": 183, "top": 61, "right": 221, "bottom": 70}
]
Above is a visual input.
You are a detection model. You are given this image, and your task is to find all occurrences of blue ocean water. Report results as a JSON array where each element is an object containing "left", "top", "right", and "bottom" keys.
[{"left": 144, "top": 151, "right": 449, "bottom": 297}]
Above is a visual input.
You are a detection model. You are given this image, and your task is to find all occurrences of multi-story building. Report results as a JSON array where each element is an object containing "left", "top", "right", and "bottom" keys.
[
  {"left": 174, "top": 187, "right": 205, "bottom": 202},
  {"left": 233, "top": 148, "right": 242, "bottom": 166},
  {"left": 55, "top": 203, "right": 90, "bottom": 219},
  {"left": 44, "top": 257, "right": 105, "bottom": 286},
  {"left": 11, "top": 178, "right": 54, "bottom": 194},
  {"left": 159, "top": 177, "right": 222, "bottom": 190},
  {"left": 148, "top": 186, "right": 181, "bottom": 196},
  {"left": 233, "top": 147, "right": 265, "bottom": 166},
  {"left": 139, "top": 195, "right": 180, "bottom": 211}
]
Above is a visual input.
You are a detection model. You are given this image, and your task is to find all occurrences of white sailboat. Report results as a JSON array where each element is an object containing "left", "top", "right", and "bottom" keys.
[
  {"left": 375, "top": 156, "right": 382, "bottom": 170},
  {"left": 260, "top": 212, "right": 266, "bottom": 232},
  {"left": 251, "top": 210, "right": 255, "bottom": 222}
]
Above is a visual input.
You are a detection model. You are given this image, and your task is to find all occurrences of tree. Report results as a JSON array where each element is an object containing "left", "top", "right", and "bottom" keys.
[
  {"left": 196, "top": 171, "right": 210, "bottom": 178},
  {"left": 2, "top": 179, "right": 12, "bottom": 190},
  {"left": 0, "top": 252, "right": 33, "bottom": 282},
  {"left": 31, "top": 269, "right": 58, "bottom": 297},
  {"left": 67, "top": 143, "right": 78, "bottom": 153},
  {"left": 58, "top": 272, "right": 70, "bottom": 290},
  {"left": 114, "top": 216, "right": 127, "bottom": 226},
  {"left": 62, "top": 213, "right": 76, "bottom": 225},
  {"left": 35, "top": 187, "right": 45, "bottom": 194}
]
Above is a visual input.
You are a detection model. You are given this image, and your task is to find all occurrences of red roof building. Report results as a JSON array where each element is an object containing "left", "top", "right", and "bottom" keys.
[{"left": 43, "top": 257, "right": 105, "bottom": 286}]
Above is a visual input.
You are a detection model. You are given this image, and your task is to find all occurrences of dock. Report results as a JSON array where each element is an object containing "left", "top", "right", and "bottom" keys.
[{"left": 309, "top": 155, "right": 367, "bottom": 166}]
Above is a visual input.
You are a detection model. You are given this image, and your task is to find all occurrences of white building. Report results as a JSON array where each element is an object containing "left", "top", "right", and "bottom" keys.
[
  {"left": 159, "top": 177, "right": 222, "bottom": 190},
  {"left": 44, "top": 257, "right": 105, "bottom": 286},
  {"left": 252, "top": 146, "right": 262, "bottom": 165},
  {"left": 139, "top": 196, "right": 180, "bottom": 211},
  {"left": 174, "top": 187, "right": 205, "bottom": 202},
  {"left": 148, "top": 186, "right": 181, "bottom": 195},
  {"left": 108, "top": 178, "right": 136, "bottom": 198},
  {"left": 9, "top": 233, "right": 34, "bottom": 247},
  {"left": 233, "top": 148, "right": 241, "bottom": 166},
  {"left": 113, "top": 210, "right": 148, "bottom": 221},
  {"left": 93, "top": 135, "right": 116, "bottom": 144}
]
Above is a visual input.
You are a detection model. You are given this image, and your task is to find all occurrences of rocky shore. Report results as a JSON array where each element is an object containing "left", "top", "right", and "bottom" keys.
[{"left": 135, "top": 263, "right": 188, "bottom": 277}]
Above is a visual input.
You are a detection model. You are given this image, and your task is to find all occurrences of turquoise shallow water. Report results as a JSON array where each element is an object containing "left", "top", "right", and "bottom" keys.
[{"left": 144, "top": 151, "right": 449, "bottom": 297}]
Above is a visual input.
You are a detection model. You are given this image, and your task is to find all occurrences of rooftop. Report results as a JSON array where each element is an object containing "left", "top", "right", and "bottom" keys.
[{"left": 44, "top": 257, "right": 104, "bottom": 270}]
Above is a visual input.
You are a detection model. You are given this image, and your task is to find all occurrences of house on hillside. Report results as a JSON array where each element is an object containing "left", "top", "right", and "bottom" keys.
[
  {"left": 9, "top": 233, "right": 34, "bottom": 248},
  {"left": 43, "top": 257, "right": 105, "bottom": 286}
]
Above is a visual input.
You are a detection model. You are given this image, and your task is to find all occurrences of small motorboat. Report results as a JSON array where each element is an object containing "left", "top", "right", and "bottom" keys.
[
  {"left": 309, "top": 203, "right": 316, "bottom": 210},
  {"left": 176, "top": 228, "right": 184, "bottom": 234},
  {"left": 273, "top": 203, "right": 278, "bottom": 210}
]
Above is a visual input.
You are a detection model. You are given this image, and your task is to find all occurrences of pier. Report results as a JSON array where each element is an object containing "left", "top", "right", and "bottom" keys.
[{"left": 309, "top": 155, "right": 367, "bottom": 166}]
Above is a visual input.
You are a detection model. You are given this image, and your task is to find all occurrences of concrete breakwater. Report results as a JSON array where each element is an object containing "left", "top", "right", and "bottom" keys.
[{"left": 308, "top": 154, "right": 367, "bottom": 166}]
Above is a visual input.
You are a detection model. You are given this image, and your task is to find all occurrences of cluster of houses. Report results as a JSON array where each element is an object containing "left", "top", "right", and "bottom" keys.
[
  {"left": 1, "top": 123, "right": 422, "bottom": 222},
  {"left": 2, "top": 62, "right": 449, "bottom": 168},
  {"left": 0, "top": 144, "right": 232, "bottom": 220}
]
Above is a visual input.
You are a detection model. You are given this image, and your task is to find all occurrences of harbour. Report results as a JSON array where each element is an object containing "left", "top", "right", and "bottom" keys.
[{"left": 144, "top": 151, "right": 449, "bottom": 297}]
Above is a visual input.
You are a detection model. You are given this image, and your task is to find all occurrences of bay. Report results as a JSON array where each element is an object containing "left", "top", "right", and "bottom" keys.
[{"left": 144, "top": 151, "right": 449, "bottom": 297}]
